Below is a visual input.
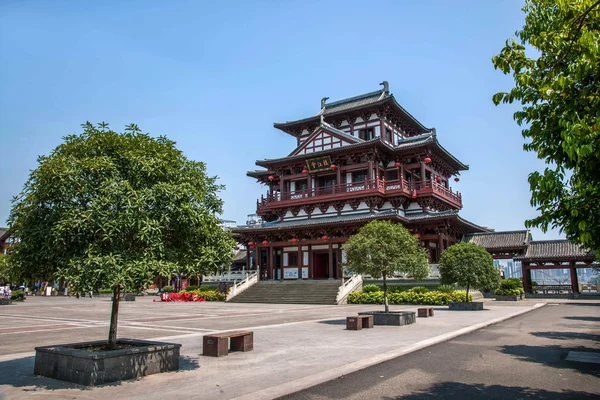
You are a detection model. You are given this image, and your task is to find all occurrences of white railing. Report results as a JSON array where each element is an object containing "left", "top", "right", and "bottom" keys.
[
  {"left": 336, "top": 274, "right": 363, "bottom": 304},
  {"left": 226, "top": 269, "right": 259, "bottom": 301}
]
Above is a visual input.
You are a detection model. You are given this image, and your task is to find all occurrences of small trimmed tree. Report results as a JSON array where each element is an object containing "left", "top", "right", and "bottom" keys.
[
  {"left": 8, "top": 122, "right": 236, "bottom": 349},
  {"left": 342, "top": 220, "right": 430, "bottom": 313},
  {"left": 438, "top": 243, "right": 500, "bottom": 302}
]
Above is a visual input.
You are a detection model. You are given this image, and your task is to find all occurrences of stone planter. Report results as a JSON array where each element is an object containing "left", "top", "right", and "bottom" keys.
[
  {"left": 0, "top": 298, "right": 12, "bottom": 305},
  {"left": 358, "top": 311, "right": 416, "bottom": 326},
  {"left": 481, "top": 291, "right": 495, "bottom": 299},
  {"left": 449, "top": 302, "right": 484, "bottom": 311},
  {"left": 123, "top": 293, "right": 136, "bottom": 301},
  {"left": 495, "top": 295, "right": 520, "bottom": 301},
  {"left": 34, "top": 338, "right": 181, "bottom": 386}
]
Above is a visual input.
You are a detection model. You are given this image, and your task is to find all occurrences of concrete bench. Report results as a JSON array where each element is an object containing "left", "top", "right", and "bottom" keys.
[
  {"left": 346, "top": 315, "right": 374, "bottom": 330},
  {"left": 417, "top": 307, "right": 434, "bottom": 318},
  {"left": 203, "top": 330, "right": 253, "bottom": 357}
]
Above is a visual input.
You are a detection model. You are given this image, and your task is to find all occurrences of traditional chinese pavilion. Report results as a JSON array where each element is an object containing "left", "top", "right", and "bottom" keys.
[{"left": 233, "top": 82, "right": 488, "bottom": 281}]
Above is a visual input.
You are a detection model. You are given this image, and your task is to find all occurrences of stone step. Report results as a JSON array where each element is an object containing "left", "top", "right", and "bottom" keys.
[{"left": 229, "top": 281, "right": 341, "bottom": 304}]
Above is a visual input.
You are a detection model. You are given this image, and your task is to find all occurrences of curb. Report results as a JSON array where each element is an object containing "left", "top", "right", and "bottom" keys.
[{"left": 233, "top": 303, "right": 546, "bottom": 400}]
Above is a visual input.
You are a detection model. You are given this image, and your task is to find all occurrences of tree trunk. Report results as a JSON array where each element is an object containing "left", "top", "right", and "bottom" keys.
[
  {"left": 465, "top": 283, "right": 470, "bottom": 303},
  {"left": 108, "top": 285, "right": 120, "bottom": 349},
  {"left": 383, "top": 274, "right": 389, "bottom": 313}
]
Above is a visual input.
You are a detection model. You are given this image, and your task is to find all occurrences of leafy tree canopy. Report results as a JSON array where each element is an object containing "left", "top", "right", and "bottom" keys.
[
  {"left": 8, "top": 122, "right": 236, "bottom": 294},
  {"left": 492, "top": 0, "right": 600, "bottom": 255},
  {"left": 439, "top": 242, "right": 500, "bottom": 301},
  {"left": 343, "top": 220, "right": 430, "bottom": 312}
]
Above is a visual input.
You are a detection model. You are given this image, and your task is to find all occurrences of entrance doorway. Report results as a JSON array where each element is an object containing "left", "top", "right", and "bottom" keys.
[{"left": 313, "top": 253, "right": 329, "bottom": 279}]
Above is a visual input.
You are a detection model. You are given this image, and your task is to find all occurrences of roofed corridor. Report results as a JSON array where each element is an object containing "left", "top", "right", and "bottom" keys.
[{"left": 257, "top": 178, "right": 463, "bottom": 210}]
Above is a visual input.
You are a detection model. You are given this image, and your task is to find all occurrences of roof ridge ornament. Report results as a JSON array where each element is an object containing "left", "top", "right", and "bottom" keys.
[{"left": 378, "top": 81, "right": 389, "bottom": 100}]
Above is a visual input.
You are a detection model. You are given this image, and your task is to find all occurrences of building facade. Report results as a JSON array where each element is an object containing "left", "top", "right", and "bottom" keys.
[{"left": 233, "top": 82, "right": 488, "bottom": 280}]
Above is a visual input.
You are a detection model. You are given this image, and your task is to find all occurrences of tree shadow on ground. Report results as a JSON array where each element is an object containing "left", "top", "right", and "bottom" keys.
[
  {"left": 564, "top": 316, "right": 600, "bottom": 322},
  {"left": 381, "top": 382, "right": 598, "bottom": 399},
  {"left": 0, "top": 354, "right": 199, "bottom": 392},
  {"left": 530, "top": 331, "right": 600, "bottom": 343},
  {"left": 501, "top": 344, "right": 600, "bottom": 377}
]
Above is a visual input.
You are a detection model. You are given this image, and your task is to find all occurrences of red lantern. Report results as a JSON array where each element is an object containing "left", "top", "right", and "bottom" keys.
[
  {"left": 276, "top": 181, "right": 280, "bottom": 185},
  {"left": 235, "top": 246, "right": 240, "bottom": 251},
  {"left": 268, "top": 175, "right": 275, "bottom": 181},
  {"left": 291, "top": 238, "right": 298, "bottom": 243},
  {"left": 262, "top": 240, "right": 269, "bottom": 246},
  {"left": 454, "top": 177, "right": 460, "bottom": 182},
  {"left": 435, "top": 177, "right": 441, "bottom": 183},
  {"left": 424, "top": 157, "right": 432, "bottom": 164},
  {"left": 247, "top": 241, "right": 254, "bottom": 246},
  {"left": 302, "top": 169, "right": 308, "bottom": 175},
  {"left": 394, "top": 161, "right": 401, "bottom": 168},
  {"left": 330, "top": 164, "right": 337, "bottom": 170},
  {"left": 411, "top": 190, "right": 417, "bottom": 199},
  {"left": 321, "top": 235, "right": 329, "bottom": 241},
  {"left": 415, "top": 233, "right": 421, "bottom": 239}
]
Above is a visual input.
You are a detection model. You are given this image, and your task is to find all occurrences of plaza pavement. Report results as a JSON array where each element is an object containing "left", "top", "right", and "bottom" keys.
[{"left": 0, "top": 296, "right": 551, "bottom": 399}]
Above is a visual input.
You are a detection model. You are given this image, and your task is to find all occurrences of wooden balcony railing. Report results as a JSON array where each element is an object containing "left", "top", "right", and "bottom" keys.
[{"left": 257, "top": 179, "right": 462, "bottom": 209}]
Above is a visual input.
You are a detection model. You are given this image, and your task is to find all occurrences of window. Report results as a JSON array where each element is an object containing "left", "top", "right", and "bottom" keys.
[
  {"left": 295, "top": 179, "right": 308, "bottom": 190},
  {"left": 352, "top": 171, "right": 367, "bottom": 183},
  {"left": 385, "top": 129, "right": 392, "bottom": 143},
  {"left": 288, "top": 252, "right": 298, "bottom": 267},
  {"left": 358, "top": 128, "right": 374, "bottom": 140},
  {"left": 385, "top": 170, "right": 398, "bottom": 181}
]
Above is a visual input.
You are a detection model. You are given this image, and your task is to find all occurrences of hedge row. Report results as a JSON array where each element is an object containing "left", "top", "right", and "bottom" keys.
[
  {"left": 495, "top": 288, "right": 524, "bottom": 296},
  {"left": 347, "top": 290, "right": 472, "bottom": 305},
  {"left": 178, "top": 289, "right": 226, "bottom": 301}
]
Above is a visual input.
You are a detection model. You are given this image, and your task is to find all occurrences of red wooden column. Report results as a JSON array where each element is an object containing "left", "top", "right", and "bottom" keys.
[
  {"left": 570, "top": 261, "right": 579, "bottom": 293},
  {"left": 297, "top": 243, "right": 303, "bottom": 280},
  {"left": 246, "top": 248, "right": 251, "bottom": 276},
  {"left": 336, "top": 166, "right": 342, "bottom": 193},
  {"left": 307, "top": 174, "right": 313, "bottom": 197},
  {"left": 308, "top": 245, "right": 313, "bottom": 279},
  {"left": 420, "top": 161, "right": 426, "bottom": 182},
  {"left": 268, "top": 245, "right": 274, "bottom": 280},
  {"left": 328, "top": 242, "right": 334, "bottom": 279},
  {"left": 437, "top": 234, "right": 443, "bottom": 263},
  {"left": 522, "top": 262, "right": 531, "bottom": 292}
]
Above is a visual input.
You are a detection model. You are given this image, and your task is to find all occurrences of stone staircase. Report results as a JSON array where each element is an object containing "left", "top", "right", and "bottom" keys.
[{"left": 228, "top": 280, "right": 341, "bottom": 305}]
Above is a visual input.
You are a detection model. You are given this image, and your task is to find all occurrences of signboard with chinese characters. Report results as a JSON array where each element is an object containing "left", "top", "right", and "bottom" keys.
[
  {"left": 306, "top": 156, "right": 333, "bottom": 173},
  {"left": 283, "top": 267, "right": 309, "bottom": 279}
]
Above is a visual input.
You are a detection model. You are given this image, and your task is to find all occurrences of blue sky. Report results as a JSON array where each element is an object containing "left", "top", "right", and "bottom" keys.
[{"left": 0, "top": 0, "right": 562, "bottom": 239}]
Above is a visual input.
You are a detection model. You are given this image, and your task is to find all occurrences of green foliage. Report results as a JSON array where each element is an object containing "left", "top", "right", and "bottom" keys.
[
  {"left": 495, "top": 288, "right": 524, "bottom": 296},
  {"left": 409, "top": 286, "right": 429, "bottom": 294},
  {"left": 347, "top": 290, "right": 472, "bottom": 305},
  {"left": 493, "top": 1, "right": 600, "bottom": 257},
  {"left": 439, "top": 243, "right": 501, "bottom": 302},
  {"left": 437, "top": 284, "right": 456, "bottom": 293},
  {"left": 161, "top": 285, "right": 175, "bottom": 293},
  {"left": 10, "top": 290, "right": 25, "bottom": 301},
  {"left": 184, "top": 285, "right": 198, "bottom": 292},
  {"left": 180, "top": 289, "right": 226, "bottom": 301},
  {"left": 343, "top": 220, "right": 430, "bottom": 312},
  {"left": 362, "top": 284, "right": 381, "bottom": 293},
  {"left": 98, "top": 288, "right": 113, "bottom": 294},
  {"left": 7, "top": 123, "right": 236, "bottom": 298},
  {"left": 0, "top": 254, "right": 13, "bottom": 283},
  {"left": 500, "top": 278, "right": 522, "bottom": 290}
]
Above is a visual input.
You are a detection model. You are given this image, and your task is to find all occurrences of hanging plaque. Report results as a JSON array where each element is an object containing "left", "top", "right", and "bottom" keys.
[{"left": 305, "top": 156, "right": 333, "bottom": 173}]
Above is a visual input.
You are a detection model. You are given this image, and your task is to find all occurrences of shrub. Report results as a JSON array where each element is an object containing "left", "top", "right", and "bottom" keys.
[
  {"left": 495, "top": 288, "right": 524, "bottom": 296},
  {"left": 161, "top": 285, "right": 174, "bottom": 293},
  {"left": 362, "top": 284, "right": 381, "bottom": 293},
  {"left": 499, "top": 278, "right": 522, "bottom": 290},
  {"left": 184, "top": 289, "right": 226, "bottom": 301},
  {"left": 348, "top": 290, "right": 472, "bottom": 305},
  {"left": 98, "top": 288, "right": 113, "bottom": 294},
  {"left": 410, "top": 286, "right": 428, "bottom": 294},
  {"left": 184, "top": 285, "right": 198, "bottom": 292},
  {"left": 387, "top": 286, "right": 408, "bottom": 293},
  {"left": 10, "top": 290, "right": 25, "bottom": 301},
  {"left": 437, "top": 284, "right": 455, "bottom": 293}
]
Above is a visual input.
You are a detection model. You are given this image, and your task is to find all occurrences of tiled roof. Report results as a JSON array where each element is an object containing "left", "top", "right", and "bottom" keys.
[
  {"left": 0, "top": 228, "right": 8, "bottom": 241},
  {"left": 233, "top": 210, "right": 405, "bottom": 232},
  {"left": 515, "top": 240, "right": 595, "bottom": 262},
  {"left": 273, "top": 86, "right": 430, "bottom": 134},
  {"left": 405, "top": 210, "right": 489, "bottom": 233},
  {"left": 462, "top": 230, "right": 531, "bottom": 250},
  {"left": 233, "top": 250, "right": 247, "bottom": 263}
]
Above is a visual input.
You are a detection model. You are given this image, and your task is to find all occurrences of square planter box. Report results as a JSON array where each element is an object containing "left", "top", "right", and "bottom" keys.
[
  {"left": 495, "top": 295, "right": 520, "bottom": 301},
  {"left": 0, "top": 298, "right": 12, "bottom": 305},
  {"left": 449, "top": 302, "right": 484, "bottom": 311},
  {"left": 34, "top": 338, "right": 181, "bottom": 386},
  {"left": 358, "top": 311, "right": 416, "bottom": 326}
]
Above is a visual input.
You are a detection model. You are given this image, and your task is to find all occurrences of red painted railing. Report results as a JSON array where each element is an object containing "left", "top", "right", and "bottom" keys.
[{"left": 257, "top": 179, "right": 461, "bottom": 209}]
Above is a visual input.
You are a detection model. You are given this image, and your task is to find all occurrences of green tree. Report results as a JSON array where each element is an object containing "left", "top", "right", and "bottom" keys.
[
  {"left": 492, "top": 0, "right": 600, "bottom": 256},
  {"left": 8, "top": 122, "right": 235, "bottom": 348},
  {"left": 0, "top": 253, "right": 11, "bottom": 283},
  {"left": 342, "top": 220, "right": 430, "bottom": 313},
  {"left": 438, "top": 243, "right": 500, "bottom": 302}
]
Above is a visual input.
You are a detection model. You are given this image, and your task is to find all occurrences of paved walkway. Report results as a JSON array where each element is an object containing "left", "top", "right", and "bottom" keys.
[
  {"left": 282, "top": 303, "right": 600, "bottom": 399},
  {"left": 0, "top": 296, "right": 550, "bottom": 399}
]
